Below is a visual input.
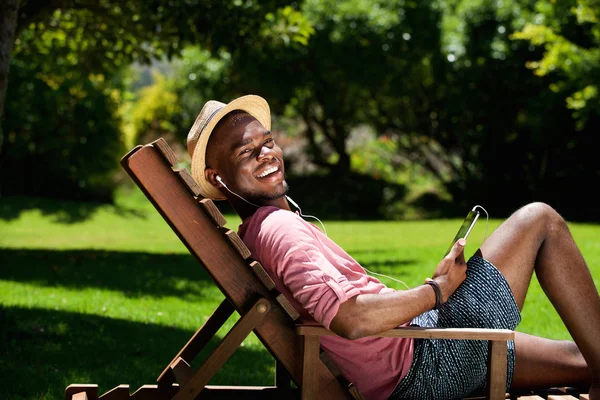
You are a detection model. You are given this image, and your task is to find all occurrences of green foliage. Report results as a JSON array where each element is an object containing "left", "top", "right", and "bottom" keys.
[
  {"left": 263, "top": 6, "right": 315, "bottom": 47},
  {"left": 5, "top": 0, "right": 600, "bottom": 219},
  {"left": 511, "top": 0, "right": 600, "bottom": 129},
  {"left": 3, "top": 0, "right": 304, "bottom": 201},
  {"left": 125, "top": 71, "right": 180, "bottom": 148},
  {"left": 125, "top": 0, "right": 599, "bottom": 221},
  {"left": 15, "top": 0, "right": 299, "bottom": 63},
  {"left": 168, "top": 47, "right": 233, "bottom": 148},
  {"left": 2, "top": 57, "right": 124, "bottom": 201},
  {"left": 224, "top": 0, "right": 445, "bottom": 177}
]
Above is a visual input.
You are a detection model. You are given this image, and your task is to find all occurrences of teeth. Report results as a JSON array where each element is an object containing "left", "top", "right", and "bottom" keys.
[{"left": 256, "top": 166, "right": 278, "bottom": 178}]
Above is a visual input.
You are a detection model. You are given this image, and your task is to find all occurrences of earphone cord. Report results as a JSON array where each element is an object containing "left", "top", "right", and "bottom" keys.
[
  {"left": 361, "top": 267, "right": 411, "bottom": 290},
  {"left": 473, "top": 204, "right": 490, "bottom": 242},
  {"left": 220, "top": 182, "right": 262, "bottom": 208},
  {"left": 363, "top": 205, "right": 491, "bottom": 291},
  {"left": 221, "top": 180, "right": 489, "bottom": 292},
  {"left": 285, "top": 195, "right": 411, "bottom": 288},
  {"left": 285, "top": 195, "right": 328, "bottom": 236},
  {"left": 219, "top": 182, "right": 329, "bottom": 238}
]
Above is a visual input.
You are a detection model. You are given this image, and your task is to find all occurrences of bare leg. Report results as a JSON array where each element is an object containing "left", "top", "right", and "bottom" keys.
[
  {"left": 511, "top": 332, "right": 591, "bottom": 389},
  {"left": 475, "top": 202, "right": 600, "bottom": 396}
]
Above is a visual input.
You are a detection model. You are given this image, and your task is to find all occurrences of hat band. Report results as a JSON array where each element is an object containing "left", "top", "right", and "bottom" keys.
[{"left": 199, "top": 107, "right": 224, "bottom": 138}]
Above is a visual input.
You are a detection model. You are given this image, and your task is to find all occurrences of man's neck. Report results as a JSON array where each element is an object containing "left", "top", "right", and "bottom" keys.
[{"left": 233, "top": 196, "right": 291, "bottom": 220}]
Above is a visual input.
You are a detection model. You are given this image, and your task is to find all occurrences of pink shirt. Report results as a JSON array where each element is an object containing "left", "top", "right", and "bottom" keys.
[{"left": 238, "top": 206, "right": 414, "bottom": 400}]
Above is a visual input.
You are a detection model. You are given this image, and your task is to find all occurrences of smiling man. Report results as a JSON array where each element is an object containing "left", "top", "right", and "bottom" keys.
[{"left": 187, "top": 95, "right": 600, "bottom": 400}]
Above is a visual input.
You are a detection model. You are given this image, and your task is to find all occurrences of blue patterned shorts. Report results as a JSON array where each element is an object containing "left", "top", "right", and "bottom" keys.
[{"left": 388, "top": 256, "right": 521, "bottom": 400}]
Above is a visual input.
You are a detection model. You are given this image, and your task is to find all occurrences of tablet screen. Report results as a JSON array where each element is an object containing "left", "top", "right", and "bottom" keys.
[{"left": 444, "top": 209, "right": 480, "bottom": 256}]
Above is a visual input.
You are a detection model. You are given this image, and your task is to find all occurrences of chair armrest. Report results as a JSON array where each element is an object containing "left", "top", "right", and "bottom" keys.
[{"left": 296, "top": 324, "right": 514, "bottom": 341}]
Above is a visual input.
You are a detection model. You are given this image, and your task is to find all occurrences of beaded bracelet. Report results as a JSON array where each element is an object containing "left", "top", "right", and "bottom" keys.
[{"left": 425, "top": 279, "right": 443, "bottom": 310}]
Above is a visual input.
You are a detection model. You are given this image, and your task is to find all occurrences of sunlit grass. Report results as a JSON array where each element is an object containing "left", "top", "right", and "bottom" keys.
[{"left": 1, "top": 190, "right": 599, "bottom": 399}]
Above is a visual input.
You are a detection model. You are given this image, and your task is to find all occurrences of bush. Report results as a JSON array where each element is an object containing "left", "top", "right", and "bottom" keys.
[
  {"left": 1, "top": 59, "right": 125, "bottom": 202},
  {"left": 284, "top": 172, "right": 407, "bottom": 220}
]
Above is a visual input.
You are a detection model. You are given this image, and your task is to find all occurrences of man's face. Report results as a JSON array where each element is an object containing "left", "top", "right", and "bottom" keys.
[{"left": 206, "top": 112, "right": 288, "bottom": 205}]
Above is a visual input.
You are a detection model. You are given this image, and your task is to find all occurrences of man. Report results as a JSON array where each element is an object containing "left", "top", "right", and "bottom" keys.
[{"left": 187, "top": 94, "right": 599, "bottom": 400}]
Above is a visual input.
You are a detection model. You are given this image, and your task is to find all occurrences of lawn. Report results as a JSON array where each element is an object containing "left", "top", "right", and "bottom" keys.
[{"left": 1, "top": 189, "right": 599, "bottom": 400}]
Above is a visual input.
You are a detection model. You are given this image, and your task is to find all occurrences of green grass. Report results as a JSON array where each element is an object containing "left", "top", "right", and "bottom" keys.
[{"left": 1, "top": 189, "right": 599, "bottom": 399}]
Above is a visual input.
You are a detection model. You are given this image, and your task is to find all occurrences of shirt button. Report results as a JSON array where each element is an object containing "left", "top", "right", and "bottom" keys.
[{"left": 323, "top": 275, "right": 330, "bottom": 281}]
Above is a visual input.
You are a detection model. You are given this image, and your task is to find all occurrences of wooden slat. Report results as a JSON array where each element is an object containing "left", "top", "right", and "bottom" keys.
[
  {"left": 276, "top": 293, "right": 300, "bottom": 321},
  {"left": 199, "top": 198, "right": 227, "bottom": 227},
  {"left": 222, "top": 229, "right": 252, "bottom": 259},
  {"left": 319, "top": 350, "right": 364, "bottom": 400},
  {"left": 73, "top": 393, "right": 89, "bottom": 400},
  {"left": 152, "top": 138, "right": 178, "bottom": 166},
  {"left": 548, "top": 396, "right": 578, "bottom": 400},
  {"left": 176, "top": 169, "right": 202, "bottom": 197},
  {"left": 302, "top": 336, "right": 321, "bottom": 400},
  {"left": 99, "top": 385, "right": 130, "bottom": 400},
  {"left": 515, "top": 396, "right": 544, "bottom": 399},
  {"left": 296, "top": 325, "right": 514, "bottom": 341},
  {"left": 173, "top": 298, "right": 271, "bottom": 400},
  {"left": 249, "top": 260, "right": 275, "bottom": 290},
  {"left": 320, "top": 350, "right": 342, "bottom": 379},
  {"left": 171, "top": 357, "right": 193, "bottom": 386},
  {"left": 580, "top": 394, "right": 590, "bottom": 400},
  {"left": 200, "top": 386, "right": 301, "bottom": 399},
  {"left": 65, "top": 385, "right": 98, "bottom": 400},
  {"left": 130, "top": 384, "right": 178, "bottom": 400},
  {"left": 486, "top": 340, "right": 508, "bottom": 400},
  {"left": 275, "top": 360, "right": 292, "bottom": 389}
]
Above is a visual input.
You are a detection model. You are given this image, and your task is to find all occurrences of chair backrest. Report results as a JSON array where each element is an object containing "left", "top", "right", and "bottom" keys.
[{"left": 120, "top": 138, "right": 353, "bottom": 399}]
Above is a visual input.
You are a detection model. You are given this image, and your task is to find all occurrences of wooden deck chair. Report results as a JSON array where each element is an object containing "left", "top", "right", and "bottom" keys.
[{"left": 65, "top": 138, "right": 589, "bottom": 400}]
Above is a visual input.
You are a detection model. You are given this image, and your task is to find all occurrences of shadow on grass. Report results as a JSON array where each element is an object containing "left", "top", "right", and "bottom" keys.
[
  {"left": 0, "top": 248, "right": 216, "bottom": 300},
  {"left": 0, "top": 196, "right": 147, "bottom": 223},
  {"left": 0, "top": 306, "right": 275, "bottom": 400}
]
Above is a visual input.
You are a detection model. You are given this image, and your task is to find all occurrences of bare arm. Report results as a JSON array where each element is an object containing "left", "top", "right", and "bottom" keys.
[{"left": 330, "top": 239, "right": 468, "bottom": 340}]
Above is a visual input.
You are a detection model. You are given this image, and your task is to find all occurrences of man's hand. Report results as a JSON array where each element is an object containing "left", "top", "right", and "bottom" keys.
[{"left": 429, "top": 238, "right": 468, "bottom": 302}]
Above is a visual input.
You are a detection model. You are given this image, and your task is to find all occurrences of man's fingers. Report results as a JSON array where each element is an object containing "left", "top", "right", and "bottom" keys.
[{"left": 448, "top": 238, "right": 466, "bottom": 260}]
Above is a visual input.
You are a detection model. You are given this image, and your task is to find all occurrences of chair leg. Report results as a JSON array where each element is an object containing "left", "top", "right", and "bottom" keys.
[
  {"left": 170, "top": 358, "right": 193, "bottom": 386},
  {"left": 486, "top": 340, "right": 508, "bottom": 400},
  {"left": 99, "top": 384, "right": 131, "bottom": 400},
  {"left": 172, "top": 298, "right": 271, "bottom": 400},
  {"left": 301, "top": 336, "right": 321, "bottom": 400},
  {"left": 275, "top": 359, "right": 293, "bottom": 391},
  {"left": 157, "top": 299, "right": 235, "bottom": 386}
]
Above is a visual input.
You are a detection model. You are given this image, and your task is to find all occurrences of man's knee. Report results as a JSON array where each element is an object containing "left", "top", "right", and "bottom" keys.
[
  {"left": 513, "top": 202, "right": 566, "bottom": 234},
  {"left": 516, "top": 202, "right": 555, "bottom": 217}
]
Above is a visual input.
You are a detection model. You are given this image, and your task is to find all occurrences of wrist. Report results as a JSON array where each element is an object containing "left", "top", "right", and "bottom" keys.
[{"left": 424, "top": 279, "right": 444, "bottom": 310}]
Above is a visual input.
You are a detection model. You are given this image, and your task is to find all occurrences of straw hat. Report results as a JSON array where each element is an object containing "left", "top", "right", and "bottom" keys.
[{"left": 187, "top": 95, "right": 271, "bottom": 200}]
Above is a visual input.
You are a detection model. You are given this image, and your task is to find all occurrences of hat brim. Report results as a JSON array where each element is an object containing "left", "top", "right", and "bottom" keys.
[{"left": 190, "top": 95, "right": 271, "bottom": 200}]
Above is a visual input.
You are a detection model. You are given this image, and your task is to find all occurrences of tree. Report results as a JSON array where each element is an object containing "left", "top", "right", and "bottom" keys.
[
  {"left": 1, "top": 0, "right": 304, "bottom": 200},
  {"left": 0, "top": 0, "right": 20, "bottom": 155},
  {"left": 410, "top": 0, "right": 600, "bottom": 220},
  {"left": 512, "top": 0, "right": 600, "bottom": 130},
  {"left": 227, "top": 0, "right": 444, "bottom": 177}
]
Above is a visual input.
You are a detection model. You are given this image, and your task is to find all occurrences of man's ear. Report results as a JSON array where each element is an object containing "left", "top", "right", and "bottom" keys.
[{"left": 204, "top": 168, "right": 221, "bottom": 188}]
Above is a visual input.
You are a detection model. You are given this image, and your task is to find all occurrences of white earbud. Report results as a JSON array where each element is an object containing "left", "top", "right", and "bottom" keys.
[{"left": 216, "top": 175, "right": 227, "bottom": 188}]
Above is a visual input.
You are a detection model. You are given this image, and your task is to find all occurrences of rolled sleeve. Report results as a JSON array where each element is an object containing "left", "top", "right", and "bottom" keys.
[
  {"left": 256, "top": 211, "right": 361, "bottom": 328},
  {"left": 285, "top": 254, "right": 361, "bottom": 328}
]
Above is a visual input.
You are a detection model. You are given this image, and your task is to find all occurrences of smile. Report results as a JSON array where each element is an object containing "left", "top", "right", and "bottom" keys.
[{"left": 255, "top": 166, "right": 279, "bottom": 178}]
